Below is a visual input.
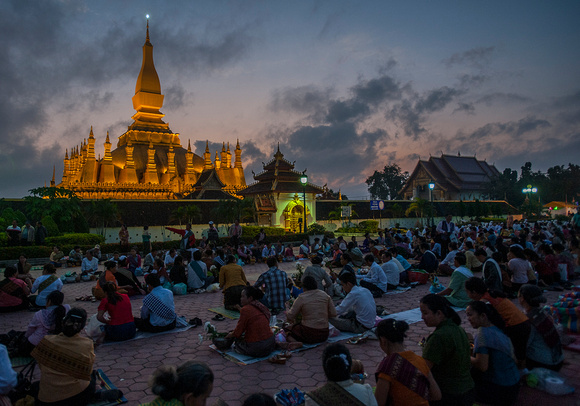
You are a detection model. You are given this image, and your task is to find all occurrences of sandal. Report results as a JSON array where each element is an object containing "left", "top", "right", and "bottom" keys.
[
  {"left": 212, "top": 314, "right": 225, "bottom": 321},
  {"left": 268, "top": 354, "right": 287, "bottom": 365}
]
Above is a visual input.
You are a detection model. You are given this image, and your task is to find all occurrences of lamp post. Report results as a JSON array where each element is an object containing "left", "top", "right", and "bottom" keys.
[
  {"left": 428, "top": 182, "right": 435, "bottom": 228},
  {"left": 522, "top": 185, "right": 538, "bottom": 217},
  {"left": 300, "top": 173, "right": 308, "bottom": 233}
]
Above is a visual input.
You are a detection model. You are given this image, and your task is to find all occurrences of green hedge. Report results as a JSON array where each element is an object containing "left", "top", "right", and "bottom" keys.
[
  {"left": 46, "top": 233, "right": 105, "bottom": 247},
  {"left": 239, "top": 226, "right": 287, "bottom": 239}
]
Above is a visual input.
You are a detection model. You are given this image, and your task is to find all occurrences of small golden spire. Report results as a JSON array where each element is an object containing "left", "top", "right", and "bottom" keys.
[
  {"left": 105, "top": 131, "right": 110, "bottom": 143},
  {"left": 227, "top": 141, "right": 230, "bottom": 152},
  {"left": 236, "top": 138, "right": 240, "bottom": 149},
  {"left": 205, "top": 140, "right": 209, "bottom": 152},
  {"left": 89, "top": 126, "right": 94, "bottom": 138},
  {"left": 222, "top": 142, "right": 226, "bottom": 152},
  {"left": 146, "top": 17, "right": 150, "bottom": 44},
  {"left": 187, "top": 140, "right": 192, "bottom": 152}
]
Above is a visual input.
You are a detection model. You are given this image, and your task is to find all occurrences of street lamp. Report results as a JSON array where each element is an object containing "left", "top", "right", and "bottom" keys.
[
  {"left": 428, "top": 182, "right": 435, "bottom": 228},
  {"left": 522, "top": 185, "right": 538, "bottom": 217},
  {"left": 300, "top": 173, "right": 308, "bottom": 233}
]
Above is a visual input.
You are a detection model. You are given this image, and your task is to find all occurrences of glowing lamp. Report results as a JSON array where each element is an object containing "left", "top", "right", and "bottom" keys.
[
  {"left": 554, "top": 206, "right": 558, "bottom": 210},
  {"left": 428, "top": 182, "right": 435, "bottom": 189},
  {"left": 300, "top": 175, "right": 308, "bottom": 185}
]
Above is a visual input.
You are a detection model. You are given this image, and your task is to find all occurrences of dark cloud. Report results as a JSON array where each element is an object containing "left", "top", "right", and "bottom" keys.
[
  {"left": 270, "top": 85, "right": 334, "bottom": 115},
  {"left": 453, "top": 102, "right": 475, "bottom": 115},
  {"left": 351, "top": 75, "right": 402, "bottom": 105},
  {"left": 458, "top": 74, "right": 489, "bottom": 88},
  {"left": 416, "top": 87, "right": 463, "bottom": 114},
  {"left": 406, "top": 153, "right": 421, "bottom": 161},
  {"left": 476, "top": 92, "right": 531, "bottom": 106},
  {"left": 325, "top": 100, "right": 370, "bottom": 123},
  {"left": 163, "top": 83, "right": 190, "bottom": 111},
  {"left": 443, "top": 46, "right": 495, "bottom": 69},
  {"left": 378, "top": 58, "right": 398, "bottom": 74}
]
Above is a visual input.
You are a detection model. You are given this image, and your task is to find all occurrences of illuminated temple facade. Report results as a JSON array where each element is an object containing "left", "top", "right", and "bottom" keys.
[{"left": 54, "top": 22, "right": 246, "bottom": 199}]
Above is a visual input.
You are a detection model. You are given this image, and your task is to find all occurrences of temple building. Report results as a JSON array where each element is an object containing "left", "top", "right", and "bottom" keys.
[
  {"left": 239, "top": 146, "right": 325, "bottom": 231},
  {"left": 400, "top": 153, "right": 500, "bottom": 201},
  {"left": 54, "top": 21, "right": 245, "bottom": 199}
]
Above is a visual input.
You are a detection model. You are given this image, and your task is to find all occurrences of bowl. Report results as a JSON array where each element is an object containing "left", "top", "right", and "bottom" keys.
[{"left": 212, "top": 336, "right": 234, "bottom": 351}]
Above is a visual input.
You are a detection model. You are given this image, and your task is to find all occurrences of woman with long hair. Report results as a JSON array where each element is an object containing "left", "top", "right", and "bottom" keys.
[
  {"left": 466, "top": 301, "right": 520, "bottom": 405},
  {"left": 419, "top": 294, "right": 474, "bottom": 406},
  {"left": 374, "top": 319, "right": 441, "bottom": 405},
  {"left": 97, "top": 282, "right": 136, "bottom": 342},
  {"left": 0, "top": 266, "right": 30, "bottom": 312},
  {"left": 24, "top": 291, "right": 69, "bottom": 355}
]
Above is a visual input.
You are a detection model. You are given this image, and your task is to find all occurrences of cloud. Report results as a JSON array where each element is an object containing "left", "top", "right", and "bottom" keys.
[
  {"left": 270, "top": 85, "right": 334, "bottom": 115},
  {"left": 458, "top": 74, "right": 489, "bottom": 88},
  {"left": 351, "top": 75, "right": 403, "bottom": 105},
  {"left": 476, "top": 92, "right": 531, "bottom": 106},
  {"left": 163, "top": 83, "right": 190, "bottom": 111},
  {"left": 453, "top": 102, "right": 475, "bottom": 115},
  {"left": 443, "top": 46, "right": 495, "bottom": 69}
]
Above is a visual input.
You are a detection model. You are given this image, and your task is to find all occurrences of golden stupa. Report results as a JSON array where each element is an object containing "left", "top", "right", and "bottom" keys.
[{"left": 54, "top": 21, "right": 246, "bottom": 199}]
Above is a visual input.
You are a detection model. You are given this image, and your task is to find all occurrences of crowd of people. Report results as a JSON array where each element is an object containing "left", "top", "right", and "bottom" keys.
[{"left": 1, "top": 215, "right": 578, "bottom": 405}]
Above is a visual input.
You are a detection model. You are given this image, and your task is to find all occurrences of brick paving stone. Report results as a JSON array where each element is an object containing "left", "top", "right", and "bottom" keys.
[{"left": 3, "top": 261, "right": 580, "bottom": 405}]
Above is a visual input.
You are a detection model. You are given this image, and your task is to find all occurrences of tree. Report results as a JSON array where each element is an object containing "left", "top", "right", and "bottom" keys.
[
  {"left": 170, "top": 205, "right": 202, "bottom": 225},
  {"left": 482, "top": 168, "right": 520, "bottom": 204},
  {"left": 211, "top": 198, "right": 255, "bottom": 224},
  {"left": 24, "top": 187, "right": 83, "bottom": 233},
  {"left": 84, "top": 199, "right": 119, "bottom": 236},
  {"left": 366, "top": 164, "right": 409, "bottom": 200},
  {"left": 405, "top": 198, "right": 430, "bottom": 220},
  {"left": 328, "top": 203, "right": 359, "bottom": 220}
]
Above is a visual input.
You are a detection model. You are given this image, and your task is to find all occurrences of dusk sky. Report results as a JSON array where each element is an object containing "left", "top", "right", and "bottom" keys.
[{"left": 1, "top": 0, "right": 579, "bottom": 199}]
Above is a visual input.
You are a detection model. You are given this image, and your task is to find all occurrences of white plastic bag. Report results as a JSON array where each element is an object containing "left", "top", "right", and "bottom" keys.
[{"left": 85, "top": 314, "right": 105, "bottom": 341}]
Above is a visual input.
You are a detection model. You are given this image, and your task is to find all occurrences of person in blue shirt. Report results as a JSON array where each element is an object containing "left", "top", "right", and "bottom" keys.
[
  {"left": 253, "top": 256, "right": 288, "bottom": 314},
  {"left": 466, "top": 300, "right": 520, "bottom": 406},
  {"left": 358, "top": 254, "right": 388, "bottom": 298},
  {"left": 135, "top": 273, "right": 177, "bottom": 333}
]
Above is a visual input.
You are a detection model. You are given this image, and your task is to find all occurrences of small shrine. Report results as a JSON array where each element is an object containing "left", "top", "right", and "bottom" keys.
[{"left": 238, "top": 146, "right": 324, "bottom": 231}]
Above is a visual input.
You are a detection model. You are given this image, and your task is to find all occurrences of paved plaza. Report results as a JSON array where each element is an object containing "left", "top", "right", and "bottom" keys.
[{"left": 2, "top": 261, "right": 579, "bottom": 405}]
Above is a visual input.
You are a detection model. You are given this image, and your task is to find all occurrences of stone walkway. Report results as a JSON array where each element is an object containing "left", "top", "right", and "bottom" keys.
[{"left": 2, "top": 261, "right": 579, "bottom": 405}]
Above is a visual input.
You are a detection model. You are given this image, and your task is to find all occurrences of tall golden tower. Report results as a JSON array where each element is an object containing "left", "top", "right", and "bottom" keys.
[{"left": 54, "top": 19, "right": 246, "bottom": 199}]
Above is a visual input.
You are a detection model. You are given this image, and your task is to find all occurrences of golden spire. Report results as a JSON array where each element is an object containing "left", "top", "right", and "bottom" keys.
[
  {"left": 205, "top": 140, "right": 210, "bottom": 153},
  {"left": 89, "top": 126, "right": 94, "bottom": 138},
  {"left": 50, "top": 165, "right": 56, "bottom": 187},
  {"left": 235, "top": 138, "right": 243, "bottom": 168},
  {"left": 146, "top": 17, "right": 150, "bottom": 44},
  {"left": 187, "top": 140, "right": 192, "bottom": 152}
]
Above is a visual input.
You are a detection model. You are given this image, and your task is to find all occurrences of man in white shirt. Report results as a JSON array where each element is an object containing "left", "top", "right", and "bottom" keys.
[
  {"left": 381, "top": 251, "right": 401, "bottom": 289},
  {"left": 329, "top": 272, "right": 376, "bottom": 333},
  {"left": 187, "top": 250, "right": 214, "bottom": 292},
  {"left": 437, "top": 242, "right": 459, "bottom": 276},
  {"left": 358, "top": 254, "right": 388, "bottom": 298},
  {"left": 81, "top": 249, "right": 99, "bottom": 275}
]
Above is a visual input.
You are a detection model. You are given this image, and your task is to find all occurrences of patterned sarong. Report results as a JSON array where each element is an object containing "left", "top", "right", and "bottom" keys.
[
  {"left": 375, "top": 353, "right": 430, "bottom": 400},
  {"left": 307, "top": 381, "right": 366, "bottom": 406},
  {"left": 32, "top": 336, "right": 93, "bottom": 380}
]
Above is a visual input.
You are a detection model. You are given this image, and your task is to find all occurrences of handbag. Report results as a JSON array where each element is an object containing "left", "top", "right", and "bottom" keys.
[{"left": 8, "top": 360, "right": 36, "bottom": 404}]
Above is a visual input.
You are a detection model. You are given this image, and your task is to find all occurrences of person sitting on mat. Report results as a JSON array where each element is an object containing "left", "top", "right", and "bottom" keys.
[
  {"left": 285, "top": 275, "right": 336, "bottom": 345},
  {"left": 32, "top": 307, "right": 122, "bottom": 405},
  {"left": 29, "top": 263, "right": 63, "bottom": 308},
  {"left": 93, "top": 261, "right": 133, "bottom": 300},
  {"left": 0, "top": 266, "right": 30, "bottom": 313},
  {"left": 219, "top": 255, "right": 249, "bottom": 311},
  {"left": 23, "top": 291, "right": 69, "bottom": 355},
  {"left": 134, "top": 273, "right": 177, "bottom": 333},
  {"left": 329, "top": 272, "right": 376, "bottom": 334},
  {"left": 97, "top": 282, "right": 136, "bottom": 342},
  {"left": 226, "top": 286, "right": 276, "bottom": 358}
]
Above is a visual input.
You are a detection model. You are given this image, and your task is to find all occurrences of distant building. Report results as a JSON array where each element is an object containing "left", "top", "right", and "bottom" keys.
[
  {"left": 52, "top": 21, "right": 245, "bottom": 199},
  {"left": 400, "top": 154, "right": 500, "bottom": 201},
  {"left": 238, "top": 146, "right": 324, "bottom": 231}
]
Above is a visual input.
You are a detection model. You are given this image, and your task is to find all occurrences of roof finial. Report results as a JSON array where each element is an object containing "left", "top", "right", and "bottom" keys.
[
  {"left": 146, "top": 14, "right": 150, "bottom": 43},
  {"left": 277, "top": 142, "right": 280, "bottom": 153}
]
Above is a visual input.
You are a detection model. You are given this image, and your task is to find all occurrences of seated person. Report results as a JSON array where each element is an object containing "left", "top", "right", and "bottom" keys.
[
  {"left": 32, "top": 308, "right": 122, "bottom": 405},
  {"left": 380, "top": 251, "right": 401, "bottom": 290},
  {"left": 464, "top": 242, "right": 482, "bottom": 272},
  {"left": 135, "top": 273, "right": 177, "bottom": 333},
  {"left": 237, "top": 242, "right": 253, "bottom": 264},
  {"left": 187, "top": 250, "right": 215, "bottom": 292},
  {"left": 465, "top": 277, "right": 530, "bottom": 368},
  {"left": 92, "top": 244, "right": 103, "bottom": 263},
  {"left": 67, "top": 246, "right": 83, "bottom": 266},
  {"left": 518, "top": 285, "right": 564, "bottom": 371},
  {"left": 226, "top": 286, "right": 276, "bottom": 358},
  {"left": 93, "top": 260, "right": 134, "bottom": 300},
  {"left": 283, "top": 244, "right": 296, "bottom": 261},
  {"left": 142, "top": 362, "right": 214, "bottom": 406},
  {"left": 253, "top": 256, "right": 288, "bottom": 314},
  {"left": 81, "top": 249, "right": 99, "bottom": 276},
  {"left": 30, "top": 263, "right": 63, "bottom": 308},
  {"left": 302, "top": 256, "right": 333, "bottom": 295},
  {"left": 475, "top": 249, "right": 503, "bottom": 292},
  {"left": 97, "top": 282, "right": 136, "bottom": 342},
  {"left": 0, "top": 266, "right": 30, "bottom": 312},
  {"left": 0, "top": 344, "right": 18, "bottom": 405},
  {"left": 306, "top": 343, "right": 377, "bottom": 405},
  {"left": 168, "top": 255, "right": 187, "bottom": 285},
  {"left": 466, "top": 301, "right": 520, "bottom": 406},
  {"left": 149, "top": 258, "right": 169, "bottom": 285},
  {"left": 262, "top": 242, "right": 276, "bottom": 260},
  {"left": 125, "top": 247, "right": 142, "bottom": 275},
  {"left": 142, "top": 249, "right": 158, "bottom": 273},
  {"left": 164, "top": 248, "right": 177, "bottom": 270},
  {"left": 16, "top": 254, "right": 34, "bottom": 289},
  {"left": 437, "top": 242, "right": 459, "bottom": 276},
  {"left": 285, "top": 275, "right": 337, "bottom": 344},
  {"left": 329, "top": 272, "right": 375, "bottom": 333},
  {"left": 417, "top": 242, "right": 439, "bottom": 274},
  {"left": 299, "top": 239, "right": 310, "bottom": 257},
  {"left": 358, "top": 254, "right": 388, "bottom": 298},
  {"left": 375, "top": 319, "right": 441, "bottom": 406},
  {"left": 219, "top": 255, "right": 248, "bottom": 311},
  {"left": 436, "top": 252, "right": 473, "bottom": 308},
  {"left": 347, "top": 242, "right": 364, "bottom": 267},
  {"left": 24, "top": 291, "right": 69, "bottom": 355},
  {"left": 49, "top": 246, "right": 65, "bottom": 268}
]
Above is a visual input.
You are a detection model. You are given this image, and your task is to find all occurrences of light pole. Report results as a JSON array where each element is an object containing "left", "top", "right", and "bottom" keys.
[
  {"left": 522, "top": 185, "right": 538, "bottom": 217},
  {"left": 300, "top": 173, "right": 308, "bottom": 233},
  {"left": 428, "top": 182, "right": 435, "bottom": 228}
]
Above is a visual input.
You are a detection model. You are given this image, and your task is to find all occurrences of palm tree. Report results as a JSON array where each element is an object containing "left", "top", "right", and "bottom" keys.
[
  {"left": 84, "top": 199, "right": 119, "bottom": 236},
  {"left": 405, "top": 198, "right": 430, "bottom": 222},
  {"left": 211, "top": 198, "right": 255, "bottom": 224},
  {"left": 170, "top": 205, "right": 201, "bottom": 225}
]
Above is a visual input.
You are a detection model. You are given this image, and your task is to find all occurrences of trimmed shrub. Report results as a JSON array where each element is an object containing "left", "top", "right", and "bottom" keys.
[
  {"left": 307, "top": 223, "right": 326, "bottom": 235},
  {"left": 46, "top": 233, "right": 105, "bottom": 247},
  {"left": 240, "top": 226, "right": 286, "bottom": 240},
  {"left": 357, "top": 220, "right": 379, "bottom": 233},
  {"left": 41, "top": 215, "right": 60, "bottom": 237}
]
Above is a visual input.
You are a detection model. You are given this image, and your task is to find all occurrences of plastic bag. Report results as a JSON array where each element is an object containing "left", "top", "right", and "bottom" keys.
[
  {"left": 85, "top": 314, "right": 105, "bottom": 341},
  {"left": 205, "top": 283, "right": 220, "bottom": 293},
  {"left": 429, "top": 275, "right": 445, "bottom": 294},
  {"left": 172, "top": 283, "right": 187, "bottom": 295},
  {"left": 526, "top": 368, "right": 575, "bottom": 396}
]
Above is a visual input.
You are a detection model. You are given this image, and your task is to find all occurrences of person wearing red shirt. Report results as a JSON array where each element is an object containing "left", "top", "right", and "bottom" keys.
[{"left": 97, "top": 282, "right": 136, "bottom": 342}]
